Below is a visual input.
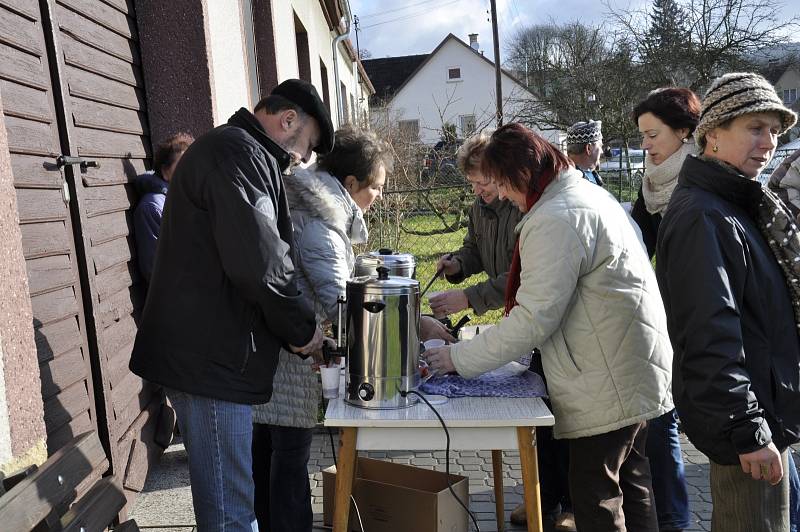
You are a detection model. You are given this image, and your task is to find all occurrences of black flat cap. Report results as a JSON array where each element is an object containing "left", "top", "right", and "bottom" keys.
[{"left": 271, "top": 79, "right": 335, "bottom": 154}]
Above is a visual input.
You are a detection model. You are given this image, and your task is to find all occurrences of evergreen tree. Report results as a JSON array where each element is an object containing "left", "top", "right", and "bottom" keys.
[{"left": 641, "top": 0, "right": 691, "bottom": 86}]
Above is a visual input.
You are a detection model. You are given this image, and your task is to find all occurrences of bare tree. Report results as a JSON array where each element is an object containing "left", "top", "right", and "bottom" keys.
[
  {"left": 506, "top": 21, "right": 648, "bottom": 146},
  {"left": 607, "top": 0, "right": 800, "bottom": 91}
]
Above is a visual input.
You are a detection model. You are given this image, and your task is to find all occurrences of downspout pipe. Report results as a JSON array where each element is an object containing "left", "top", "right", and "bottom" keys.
[{"left": 332, "top": 1, "right": 352, "bottom": 126}]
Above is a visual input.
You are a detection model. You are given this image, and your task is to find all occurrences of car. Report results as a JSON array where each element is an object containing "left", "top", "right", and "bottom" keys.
[{"left": 598, "top": 149, "right": 645, "bottom": 173}]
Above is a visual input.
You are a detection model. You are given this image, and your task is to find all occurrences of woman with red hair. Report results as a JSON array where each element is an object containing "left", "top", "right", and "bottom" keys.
[{"left": 425, "top": 123, "right": 673, "bottom": 531}]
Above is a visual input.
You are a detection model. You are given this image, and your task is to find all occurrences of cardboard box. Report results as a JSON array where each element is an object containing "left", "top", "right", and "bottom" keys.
[{"left": 323, "top": 457, "right": 469, "bottom": 532}]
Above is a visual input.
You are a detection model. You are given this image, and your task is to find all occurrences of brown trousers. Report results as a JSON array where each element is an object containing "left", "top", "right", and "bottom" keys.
[
  {"left": 709, "top": 450, "right": 790, "bottom": 532},
  {"left": 568, "top": 421, "right": 658, "bottom": 532}
]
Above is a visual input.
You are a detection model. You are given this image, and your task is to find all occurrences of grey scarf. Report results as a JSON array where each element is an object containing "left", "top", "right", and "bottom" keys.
[
  {"left": 700, "top": 154, "right": 800, "bottom": 330},
  {"left": 757, "top": 187, "right": 800, "bottom": 331}
]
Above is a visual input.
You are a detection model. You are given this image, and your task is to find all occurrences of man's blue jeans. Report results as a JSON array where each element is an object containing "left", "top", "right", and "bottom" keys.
[
  {"left": 789, "top": 449, "right": 799, "bottom": 532},
  {"left": 167, "top": 389, "right": 258, "bottom": 532},
  {"left": 646, "top": 410, "right": 691, "bottom": 530}
]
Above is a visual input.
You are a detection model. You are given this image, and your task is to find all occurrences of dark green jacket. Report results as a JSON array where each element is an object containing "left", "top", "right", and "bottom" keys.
[{"left": 446, "top": 197, "right": 522, "bottom": 314}]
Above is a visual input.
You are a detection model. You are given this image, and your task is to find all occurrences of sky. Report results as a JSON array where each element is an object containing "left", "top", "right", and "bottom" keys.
[{"left": 348, "top": 0, "right": 798, "bottom": 63}]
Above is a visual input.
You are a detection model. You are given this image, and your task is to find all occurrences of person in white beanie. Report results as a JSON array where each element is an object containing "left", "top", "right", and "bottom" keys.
[
  {"left": 657, "top": 72, "right": 800, "bottom": 532},
  {"left": 566, "top": 120, "right": 604, "bottom": 186}
]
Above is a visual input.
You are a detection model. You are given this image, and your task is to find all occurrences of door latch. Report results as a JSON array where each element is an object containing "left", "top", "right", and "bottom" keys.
[{"left": 55, "top": 155, "right": 100, "bottom": 173}]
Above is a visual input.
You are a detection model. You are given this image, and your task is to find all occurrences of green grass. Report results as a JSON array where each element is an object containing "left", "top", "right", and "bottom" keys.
[{"left": 371, "top": 213, "right": 504, "bottom": 326}]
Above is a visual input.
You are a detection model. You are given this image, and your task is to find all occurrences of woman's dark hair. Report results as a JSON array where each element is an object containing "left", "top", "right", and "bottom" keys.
[
  {"left": 153, "top": 132, "right": 194, "bottom": 175},
  {"left": 316, "top": 125, "right": 393, "bottom": 188},
  {"left": 480, "top": 123, "right": 571, "bottom": 193},
  {"left": 632, "top": 87, "right": 701, "bottom": 134}
]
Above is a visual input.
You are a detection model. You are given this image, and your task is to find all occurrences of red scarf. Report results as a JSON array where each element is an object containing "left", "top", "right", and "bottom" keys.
[{"left": 504, "top": 170, "right": 557, "bottom": 315}]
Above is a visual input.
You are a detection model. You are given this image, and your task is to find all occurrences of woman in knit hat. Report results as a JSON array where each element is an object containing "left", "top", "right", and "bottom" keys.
[
  {"left": 656, "top": 72, "right": 800, "bottom": 532},
  {"left": 629, "top": 87, "right": 699, "bottom": 532}
]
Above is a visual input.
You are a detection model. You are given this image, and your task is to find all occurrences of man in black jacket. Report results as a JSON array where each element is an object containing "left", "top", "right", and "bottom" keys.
[{"left": 130, "top": 79, "right": 333, "bottom": 530}]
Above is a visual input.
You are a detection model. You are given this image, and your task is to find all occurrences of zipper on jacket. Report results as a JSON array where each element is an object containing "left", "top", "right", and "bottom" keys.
[{"left": 240, "top": 331, "right": 256, "bottom": 374}]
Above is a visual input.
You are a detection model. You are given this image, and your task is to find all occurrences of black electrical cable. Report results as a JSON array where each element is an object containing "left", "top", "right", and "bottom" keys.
[
  {"left": 401, "top": 390, "right": 481, "bottom": 532},
  {"left": 325, "top": 406, "right": 365, "bottom": 532}
]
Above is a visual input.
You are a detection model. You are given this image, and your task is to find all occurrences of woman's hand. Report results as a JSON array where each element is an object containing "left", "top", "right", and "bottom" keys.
[
  {"left": 424, "top": 345, "right": 457, "bottom": 374},
  {"left": 429, "top": 290, "right": 469, "bottom": 318},
  {"left": 420, "top": 316, "right": 456, "bottom": 342},
  {"left": 436, "top": 253, "right": 460, "bottom": 276},
  {"left": 739, "top": 442, "right": 784, "bottom": 485}
]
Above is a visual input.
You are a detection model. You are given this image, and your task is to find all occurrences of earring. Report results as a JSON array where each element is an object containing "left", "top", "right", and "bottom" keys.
[
  {"left": 682, "top": 137, "right": 688, "bottom": 144},
  {"left": 713, "top": 144, "right": 719, "bottom": 153}
]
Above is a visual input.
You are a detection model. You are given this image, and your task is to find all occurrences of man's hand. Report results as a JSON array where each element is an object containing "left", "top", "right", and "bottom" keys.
[
  {"left": 739, "top": 442, "right": 783, "bottom": 485},
  {"left": 436, "top": 254, "right": 460, "bottom": 276},
  {"left": 420, "top": 316, "right": 456, "bottom": 342},
  {"left": 429, "top": 290, "right": 469, "bottom": 318},
  {"left": 423, "top": 345, "right": 457, "bottom": 374},
  {"left": 290, "top": 326, "right": 323, "bottom": 357}
]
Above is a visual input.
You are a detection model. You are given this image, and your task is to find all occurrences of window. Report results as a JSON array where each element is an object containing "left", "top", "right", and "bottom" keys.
[
  {"left": 459, "top": 114, "right": 476, "bottom": 136},
  {"left": 784, "top": 88, "right": 797, "bottom": 104},
  {"left": 447, "top": 67, "right": 462, "bottom": 81},
  {"left": 340, "top": 82, "right": 349, "bottom": 123},
  {"left": 398, "top": 119, "right": 420, "bottom": 139},
  {"left": 294, "top": 14, "right": 311, "bottom": 82},
  {"left": 319, "top": 59, "right": 330, "bottom": 115}
]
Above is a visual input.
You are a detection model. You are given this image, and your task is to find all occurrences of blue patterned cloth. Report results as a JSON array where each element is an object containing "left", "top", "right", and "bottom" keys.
[{"left": 420, "top": 363, "right": 548, "bottom": 398}]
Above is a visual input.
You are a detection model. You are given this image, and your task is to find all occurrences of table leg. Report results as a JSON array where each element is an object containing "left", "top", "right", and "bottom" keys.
[
  {"left": 517, "top": 426, "right": 543, "bottom": 532},
  {"left": 333, "top": 427, "right": 358, "bottom": 532},
  {"left": 492, "top": 449, "right": 505, "bottom": 531}
]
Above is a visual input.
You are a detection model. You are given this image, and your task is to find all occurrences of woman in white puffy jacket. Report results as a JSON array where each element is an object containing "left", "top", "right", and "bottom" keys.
[
  {"left": 425, "top": 123, "right": 673, "bottom": 532},
  {"left": 251, "top": 126, "right": 452, "bottom": 531},
  {"left": 250, "top": 126, "right": 389, "bottom": 531}
]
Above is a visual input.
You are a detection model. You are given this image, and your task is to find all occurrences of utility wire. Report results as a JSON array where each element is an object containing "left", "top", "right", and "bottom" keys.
[
  {"left": 360, "top": 0, "right": 462, "bottom": 30},
  {"left": 359, "top": 0, "right": 444, "bottom": 19}
]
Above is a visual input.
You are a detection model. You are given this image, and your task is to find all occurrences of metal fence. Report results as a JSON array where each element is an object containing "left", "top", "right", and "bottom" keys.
[{"left": 362, "top": 147, "right": 798, "bottom": 279}]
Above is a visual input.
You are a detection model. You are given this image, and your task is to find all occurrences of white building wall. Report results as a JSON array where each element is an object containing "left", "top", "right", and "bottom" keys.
[
  {"left": 207, "top": 0, "right": 258, "bottom": 125},
  {"left": 388, "top": 38, "right": 557, "bottom": 145},
  {"left": 270, "top": 0, "right": 364, "bottom": 129},
  {"left": 206, "top": 0, "right": 370, "bottom": 130}
]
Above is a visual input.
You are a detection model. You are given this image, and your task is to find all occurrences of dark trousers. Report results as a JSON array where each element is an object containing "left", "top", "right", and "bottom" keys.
[
  {"left": 532, "top": 353, "right": 572, "bottom": 516},
  {"left": 252, "top": 424, "right": 313, "bottom": 532},
  {"left": 537, "top": 423, "right": 572, "bottom": 515},
  {"left": 646, "top": 410, "right": 691, "bottom": 530},
  {"left": 568, "top": 421, "right": 658, "bottom": 532}
]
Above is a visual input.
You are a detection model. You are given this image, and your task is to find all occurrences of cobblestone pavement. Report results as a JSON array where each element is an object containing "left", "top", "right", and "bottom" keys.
[{"left": 131, "top": 431, "right": 799, "bottom": 532}]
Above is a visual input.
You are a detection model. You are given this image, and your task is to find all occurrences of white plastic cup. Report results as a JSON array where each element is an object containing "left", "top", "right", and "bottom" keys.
[
  {"left": 320, "top": 364, "right": 340, "bottom": 399},
  {"left": 424, "top": 338, "right": 446, "bottom": 350}
]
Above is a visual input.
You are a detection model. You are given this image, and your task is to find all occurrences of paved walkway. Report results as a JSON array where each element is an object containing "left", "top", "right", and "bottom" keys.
[{"left": 132, "top": 429, "right": 800, "bottom": 532}]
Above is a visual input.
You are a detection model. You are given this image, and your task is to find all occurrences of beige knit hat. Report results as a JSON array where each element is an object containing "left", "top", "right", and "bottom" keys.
[{"left": 694, "top": 72, "right": 797, "bottom": 149}]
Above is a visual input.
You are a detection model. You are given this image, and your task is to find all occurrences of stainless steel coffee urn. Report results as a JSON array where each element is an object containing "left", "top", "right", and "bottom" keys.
[
  {"left": 354, "top": 249, "right": 416, "bottom": 278},
  {"left": 337, "top": 266, "right": 420, "bottom": 409}
]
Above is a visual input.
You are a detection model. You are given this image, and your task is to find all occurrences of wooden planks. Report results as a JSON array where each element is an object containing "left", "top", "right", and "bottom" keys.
[
  {"left": 26, "top": 254, "right": 75, "bottom": 296},
  {"left": 58, "top": 0, "right": 135, "bottom": 40},
  {"left": 0, "top": 432, "right": 108, "bottom": 530},
  {"left": 15, "top": 187, "right": 67, "bottom": 223},
  {"left": 40, "top": 348, "right": 87, "bottom": 400},
  {"left": 10, "top": 153, "right": 62, "bottom": 188},
  {"left": 35, "top": 317, "right": 82, "bottom": 363},
  {"left": 0, "top": 79, "right": 52, "bottom": 123},
  {"left": 20, "top": 221, "right": 72, "bottom": 259},
  {"left": 30, "top": 286, "right": 79, "bottom": 326},
  {"left": 0, "top": 42, "right": 49, "bottom": 90}
]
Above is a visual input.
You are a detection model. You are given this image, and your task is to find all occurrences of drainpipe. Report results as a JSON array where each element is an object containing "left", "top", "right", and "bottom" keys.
[{"left": 332, "top": 0, "right": 352, "bottom": 126}]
